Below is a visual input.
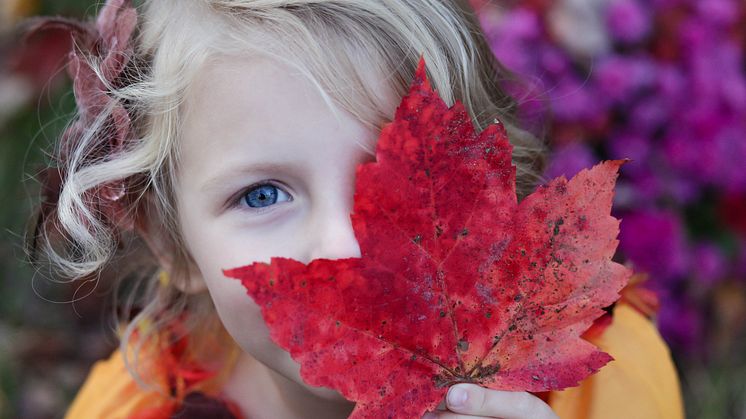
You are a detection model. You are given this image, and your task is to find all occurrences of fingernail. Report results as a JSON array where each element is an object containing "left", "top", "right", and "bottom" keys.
[
  {"left": 447, "top": 386, "right": 468, "bottom": 407},
  {"left": 422, "top": 413, "right": 437, "bottom": 419}
]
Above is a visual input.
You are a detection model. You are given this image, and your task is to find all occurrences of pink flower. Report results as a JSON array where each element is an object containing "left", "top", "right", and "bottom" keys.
[
  {"left": 608, "top": 131, "right": 651, "bottom": 176},
  {"left": 691, "top": 242, "right": 728, "bottom": 287},
  {"left": 605, "top": 0, "right": 652, "bottom": 44},
  {"left": 543, "top": 142, "right": 595, "bottom": 180},
  {"left": 657, "top": 296, "right": 704, "bottom": 355},
  {"left": 619, "top": 210, "right": 689, "bottom": 283},
  {"left": 549, "top": 75, "right": 605, "bottom": 122},
  {"left": 594, "top": 55, "right": 656, "bottom": 105},
  {"left": 696, "top": 0, "right": 740, "bottom": 26}
]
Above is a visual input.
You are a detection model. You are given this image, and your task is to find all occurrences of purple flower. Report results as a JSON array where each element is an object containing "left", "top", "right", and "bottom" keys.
[
  {"left": 651, "top": 0, "right": 687, "bottom": 10},
  {"left": 678, "top": 18, "right": 711, "bottom": 51},
  {"left": 608, "top": 131, "right": 651, "bottom": 176},
  {"left": 715, "top": 42, "right": 746, "bottom": 112},
  {"left": 548, "top": 75, "right": 605, "bottom": 122},
  {"left": 540, "top": 46, "right": 570, "bottom": 76},
  {"left": 630, "top": 96, "right": 671, "bottom": 134},
  {"left": 619, "top": 210, "right": 689, "bottom": 283},
  {"left": 722, "top": 73, "right": 746, "bottom": 113},
  {"left": 498, "top": 8, "right": 543, "bottom": 40},
  {"left": 712, "top": 122, "right": 746, "bottom": 193},
  {"left": 679, "top": 21, "right": 740, "bottom": 106},
  {"left": 605, "top": 0, "right": 652, "bottom": 44},
  {"left": 543, "top": 142, "right": 596, "bottom": 180},
  {"left": 656, "top": 296, "right": 704, "bottom": 355},
  {"left": 663, "top": 116, "right": 746, "bottom": 193},
  {"left": 663, "top": 175, "right": 700, "bottom": 205},
  {"left": 627, "top": 168, "right": 664, "bottom": 205},
  {"left": 502, "top": 79, "right": 550, "bottom": 134},
  {"left": 695, "top": 0, "right": 740, "bottom": 26},
  {"left": 691, "top": 242, "right": 728, "bottom": 287},
  {"left": 594, "top": 55, "right": 656, "bottom": 105},
  {"left": 662, "top": 127, "right": 717, "bottom": 186},
  {"left": 656, "top": 65, "right": 687, "bottom": 105},
  {"left": 486, "top": 8, "right": 543, "bottom": 75}
]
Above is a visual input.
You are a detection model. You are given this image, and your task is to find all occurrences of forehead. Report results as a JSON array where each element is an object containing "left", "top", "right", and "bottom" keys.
[
  {"left": 177, "top": 53, "right": 379, "bottom": 185},
  {"left": 183, "top": 53, "right": 338, "bottom": 139}
]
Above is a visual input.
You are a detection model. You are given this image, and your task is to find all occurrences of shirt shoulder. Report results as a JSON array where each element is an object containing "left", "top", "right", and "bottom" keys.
[
  {"left": 64, "top": 329, "right": 242, "bottom": 419},
  {"left": 547, "top": 302, "right": 685, "bottom": 419},
  {"left": 64, "top": 349, "right": 174, "bottom": 419}
]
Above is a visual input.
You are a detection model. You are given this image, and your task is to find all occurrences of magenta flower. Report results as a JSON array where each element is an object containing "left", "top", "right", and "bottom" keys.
[
  {"left": 662, "top": 128, "right": 717, "bottom": 186},
  {"left": 656, "top": 296, "right": 704, "bottom": 355},
  {"left": 655, "top": 65, "right": 687, "bottom": 104},
  {"left": 619, "top": 210, "right": 689, "bottom": 283},
  {"left": 549, "top": 75, "right": 605, "bottom": 122},
  {"left": 696, "top": 0, "right": 740, "bottom": 26},
  {"left": 691, "top": 242, "right": 728, "bottom": 287},
  {"left": 594, "top": 55, "right": 656, "bottom": 105},
  {"left": 484, "top": 8, "right": 543, "bottom": 75},
  {"left": 543, "top": 142, "right": 595, "bottom": 180},
  {"left": 605, "top": 0, "right": 652, "bottom": 44},
  {"left": 651, "top": 0, "right": 688, "bottom": 10},
  {"left": 608, "top": 132, "right": 651, "bottom": 176},
  {"left": 712, "top": 122, "right": 746, "bottom": 193},
  {"left": 629, "top": 96, "right": 671, "bottom": 134}
]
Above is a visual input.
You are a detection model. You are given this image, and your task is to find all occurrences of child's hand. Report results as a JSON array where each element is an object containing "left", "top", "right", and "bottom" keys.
[{"left": 422, "top": 383, "right": 559, "bottom": 419}]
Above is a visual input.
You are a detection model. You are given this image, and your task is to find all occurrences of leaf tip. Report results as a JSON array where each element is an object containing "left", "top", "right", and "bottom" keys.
[
  {"left": 414, "top": 53, "right": 432, "bottom": 92},
  {"left": 606, "top": 158, "right": 629, "bottom": 171},
  {"left": 222, "top": 266, "right": 241, "bottom": 280},
  {"left": 566, "top": 159, "right": 626, "bottom": 188},
  {"left": 222, "top": 259, "right": 277, "bottom": 280}
]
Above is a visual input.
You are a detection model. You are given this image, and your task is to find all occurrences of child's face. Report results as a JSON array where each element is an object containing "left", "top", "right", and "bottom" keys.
[{"left": 175, "top": 54, "right": 394, "bottom": 399}]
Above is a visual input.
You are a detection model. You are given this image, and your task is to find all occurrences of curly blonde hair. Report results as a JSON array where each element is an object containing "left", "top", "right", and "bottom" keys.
[{"left": 29, "top": 0, "right": 547, "bottom": 385}]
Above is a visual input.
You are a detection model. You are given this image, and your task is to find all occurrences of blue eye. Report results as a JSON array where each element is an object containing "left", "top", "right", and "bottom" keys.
[{"left": 242, "top": 183, "right": 292, "bottom": 209}]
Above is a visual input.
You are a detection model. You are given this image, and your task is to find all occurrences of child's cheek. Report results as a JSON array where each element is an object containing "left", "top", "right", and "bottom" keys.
[
  {"left": 202, "top": 269, "right": 350, "bottom": 401},
  {"left": 205, "top": 270, "right": 272, "bottom": 351}
]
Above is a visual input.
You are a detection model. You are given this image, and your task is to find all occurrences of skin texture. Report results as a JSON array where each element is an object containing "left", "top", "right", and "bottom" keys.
[{"left": 172, "top": 53, "right": 558, "bottom": 419}]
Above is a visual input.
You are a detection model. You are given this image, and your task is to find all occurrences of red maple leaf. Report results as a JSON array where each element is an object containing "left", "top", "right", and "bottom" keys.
[{"left": 224, "top": 56, "right": 631, "bottom": 419}]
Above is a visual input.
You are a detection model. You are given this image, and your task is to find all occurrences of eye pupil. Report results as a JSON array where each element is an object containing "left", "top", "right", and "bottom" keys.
[{"left": 245, "top": 185, "right": 279, "bottom": 208}]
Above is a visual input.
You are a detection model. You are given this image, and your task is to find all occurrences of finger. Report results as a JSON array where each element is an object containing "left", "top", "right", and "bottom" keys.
[{"left": 444, "top": 384, "right": 559, "bottom": 419}]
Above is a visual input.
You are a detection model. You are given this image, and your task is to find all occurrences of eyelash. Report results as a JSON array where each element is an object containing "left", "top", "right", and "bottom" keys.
[{"left": 233, "top": 180, "right": 293, "bottom": 213}]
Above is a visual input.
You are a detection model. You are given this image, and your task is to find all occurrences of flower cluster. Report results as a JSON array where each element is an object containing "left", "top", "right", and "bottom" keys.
[{"left": 473, "top": 0, "right": 746, "bottom": 357}]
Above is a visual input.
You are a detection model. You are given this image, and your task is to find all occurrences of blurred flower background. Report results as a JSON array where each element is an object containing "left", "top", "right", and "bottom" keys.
[
  {"left": 471, "top": 0, "right": 746, "bottom": 416},
  {"left": 0, "top": 0, "right": 744, "bottom": 417}
]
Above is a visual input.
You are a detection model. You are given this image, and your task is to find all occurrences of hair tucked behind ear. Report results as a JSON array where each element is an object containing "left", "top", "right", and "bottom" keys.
[{"left": 27, "top": 0, "right": 547, "bottom": 388}]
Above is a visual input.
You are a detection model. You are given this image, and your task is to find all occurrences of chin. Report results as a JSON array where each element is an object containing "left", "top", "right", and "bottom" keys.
[{"left": 303, "top": 383, "right": 350, "bottom": 401}]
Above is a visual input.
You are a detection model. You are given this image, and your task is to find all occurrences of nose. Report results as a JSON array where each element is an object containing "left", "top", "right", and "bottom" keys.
[{"left": 304, "top": 201, "right": 362, "bottom": 263}]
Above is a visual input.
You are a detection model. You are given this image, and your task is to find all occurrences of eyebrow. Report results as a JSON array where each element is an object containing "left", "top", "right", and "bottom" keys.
[{"left": 200, "top": 161, "right": 307, "bottom": 193}]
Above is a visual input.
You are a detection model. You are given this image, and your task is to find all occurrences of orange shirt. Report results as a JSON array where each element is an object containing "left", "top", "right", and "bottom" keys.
[{"left": 65, "top": 302, "right": 684, "bottom": 419}]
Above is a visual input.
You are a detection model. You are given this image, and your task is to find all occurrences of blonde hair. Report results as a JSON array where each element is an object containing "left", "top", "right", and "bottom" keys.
[{"left": 29, "top": 0, "right": 547, "bottom": 385}]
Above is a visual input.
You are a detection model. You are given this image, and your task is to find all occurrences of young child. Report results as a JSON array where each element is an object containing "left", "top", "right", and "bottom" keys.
[{"left": 28, "top": 0, "right": 684, "bottom": 418}]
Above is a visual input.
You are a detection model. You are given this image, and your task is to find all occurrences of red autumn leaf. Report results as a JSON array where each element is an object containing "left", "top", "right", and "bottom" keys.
[{"left": 224, "top": 56, "right": 631, "bottom": 419}]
